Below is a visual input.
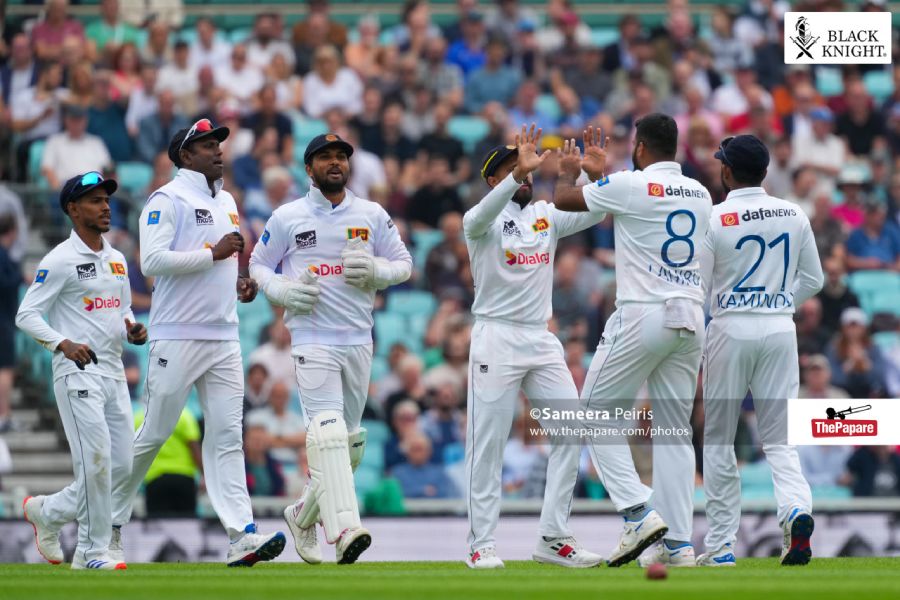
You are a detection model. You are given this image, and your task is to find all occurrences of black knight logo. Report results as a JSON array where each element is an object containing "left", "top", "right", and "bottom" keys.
[
  {"left": 790, "top": 16, "right": 819, "bottom": 60},
  {"left": 295, "top": 230, "right": 317, "bottom": 249},
  {"left": 195, "top": 209, "right": 214, "bottom": 225}
]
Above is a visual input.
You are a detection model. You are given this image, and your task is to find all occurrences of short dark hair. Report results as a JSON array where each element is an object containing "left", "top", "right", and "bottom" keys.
[
  {"left": 634, "top": 113, "right": 678, "bottom": 159},
  {"left": 730, "top": 166, "right": 766, "bottom": 187}
]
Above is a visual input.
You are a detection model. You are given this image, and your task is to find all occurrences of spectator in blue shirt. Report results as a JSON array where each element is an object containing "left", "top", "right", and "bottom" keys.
[
  {"left": 391, "top": 432, "right": 459, "bottom": 499},
  {"left": 446, "top": 11, "right": 487, "bottom": 77},
  {"left": 87, "top": 70, "right": 132, "bottom": 162},
  {"left": 507, "top": 79, "right": 556, "bottom": 134},
  {"left": 464, "top": 37, "right": 522, "bottom": 114},
  {"left": 846, "top": 199, "right": 900, "bottom": 272},
  {"left": 135, "top": 90, "right": 189, "bottom": 164}
]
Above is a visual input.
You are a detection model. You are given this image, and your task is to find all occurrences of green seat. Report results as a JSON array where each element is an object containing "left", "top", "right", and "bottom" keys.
[
  {"left": 28, "top": 139, "right": 48, "bottom": 188},
  {"left": 535, "top": 94, "right": 562, "bottom": 122},
  {"left": 370, "top": 354, "right": 389, "bottom": 383},
  {"left": 868, "top": 291, "right": 900, "bottom": 317},
  {"left": 374, "top": 312, "right": 419, "bottom": 356},
  {"left": 293, "top": 118, "right": 329, "bottom": 160},
  {"left": 589, "top": 27, "right": 619, "bottom": 48},
  {"left": 847, "top": 270, "right": 900, "bottom": 315},
  {"left": 863, "top": 70, "right": 894, "bottom": 103},
  {"left": 385, "top": 290, "right": 437, "bottom": 318},
  {"left": 447, "top": 116, "right": 489, "bottom": 153},
  {"left": 116, "top": 161, "right": 153, "bottom": 197},
  {"left": 816, "top": 67, "right": 844, "bottom": 97},
  {"left": 411, "top": 229, "right": 445, "bottom": 273},
  {"left": 873, "top": 331, "right": 900, "bottom": 352}
]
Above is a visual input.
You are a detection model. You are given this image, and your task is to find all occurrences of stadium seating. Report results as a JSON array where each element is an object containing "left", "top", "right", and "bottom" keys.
[
  {"left": 411, "top": 229, "right": 445, "bottom": 275},
  {"left": 847, "top": 270, "right": 900, "bottom": 317},
  {"left": 116, "top": 162, "right": 154, "bottom": 197},
  {"left": 447, "top": 116, "right": 490, "bottom": 154}
]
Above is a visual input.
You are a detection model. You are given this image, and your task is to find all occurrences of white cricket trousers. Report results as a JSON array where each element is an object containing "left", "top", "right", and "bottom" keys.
[
  {"left": 465, "top": 319, "right": 580, "bottom": 552},
  {"left": 42, "top": 373, "right": 133, "bottom": 562},
  {"left": 292, "top": 343, "right": 373, "bottom": 428},
  {"left": 122, "top": 339, "right": 252, "bottom": 539},
  {"left": 581, "top": 302, "right": 704, "bottom": 542},
  {"left": 702, "top": 315, "right": 812, "bottom": 550}
]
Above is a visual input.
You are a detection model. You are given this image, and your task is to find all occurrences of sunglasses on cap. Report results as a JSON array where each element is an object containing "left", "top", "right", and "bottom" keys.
[
  {"left": 717, "top": 136, "right": 735, "bottom": 168},
  {"left": 80, "top": 171, "right": 102, "bottom": 186},
  {"left": 179, "top": 118, "right": 214, "bottom": 152}
]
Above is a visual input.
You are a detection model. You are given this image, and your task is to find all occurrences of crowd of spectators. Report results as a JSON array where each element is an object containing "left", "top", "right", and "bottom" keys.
[{"left": 0, "top": 0, "right": 899, "bottom": 503}]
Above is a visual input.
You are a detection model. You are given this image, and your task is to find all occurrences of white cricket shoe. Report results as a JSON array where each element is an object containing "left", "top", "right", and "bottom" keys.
[
  {"left": 23, "top": 496, "right": 63, "bottom": 565},
  {"left": 638, "top": 541, "right": 697, "bottom": 567},
  {"left": 607, "top": 509, "right": 669, "bottom": 567},
  {"left": 226, "top": 525, "right": 286, "bottom": 567},
  {"left": 71, "top": 555, "right": 126, "bottom": 570},
  {"left": 109, "top": 526, "right": 124, "bottom": 563},
  {"left": 283, "top": 504, "right": 322, "bottom": 564},
  {"left": 781, "top": 507, "right": 814, "bottom": 566},
  {"left": 335, "top": 527, "right": 371, "bottom": 565},
  {"left": 697, "top": 543, "right": 737, "bottom": 567},
  {"left": 465, "top": 546, "right": 504, "bottom": 569},
  {"left": 533, "top": 536, "right": 603, "bottom": 568}
]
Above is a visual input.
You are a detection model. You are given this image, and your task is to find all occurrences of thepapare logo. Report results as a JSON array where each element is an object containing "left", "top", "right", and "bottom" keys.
[
  {"left": 647, "top": 183, "right": 664, "bottom": 198},
  {"left": 82, "top": 296, "right": 121, "bottom": 312},
  {"left": 504, "top": 250, "right": 550, "bottom": 266},
  {"left": 347, "top": 227, "right": 369, "bottom": 241},
  {"left": 721, "top": 212, "right": 739, "bottom": 227},
  {"left": 784, "top": 12, "right": 891, "bottom": 65},
  {"left": 308, "top": 263, "right": 343, "bottom": 277},
  {"left": 742, "top": 208, "right": 797, "bottom": 222},
  {"left": 812, "top": 404, "right": 877, "bottom": 438},
  {"left": 532, "top": 218, "right": 549, "bottom": 232},
  {"left": 195, "top": 209, "right": 214, "bottom": 225}
]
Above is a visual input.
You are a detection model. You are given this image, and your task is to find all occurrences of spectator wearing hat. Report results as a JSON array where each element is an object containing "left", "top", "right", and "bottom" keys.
[
  {"left": 447, "top": 11, "right": 488, "bottom": 78},
  {"left": 464, "top": 37, "right": 521, "bottom": 114},
  {"left": 846, "top": 198, "right": 900, "bottom": 273},
  {"left": 135, "top": 90, "right": 190, "bottom": 164},
  {"left": 302, "top": 45, "right": 364, "bottom": 119},
  {"left": 545, "top": 10, "right": 585, "bottom": 73},
  {"left": 798, "top": 354, "right": 851, "bottom": 400},
  {"left": 41, "top": 104, "right": 112, "bottom": 190},
  {"left": 835, "top": 80, "right": 887, "bottom": 158},
  {"left": 825, "top": 307, "right": 888, "bottom": 398},
  {"left": 790, "top": 107, "right": 845, "bottom": 181}
]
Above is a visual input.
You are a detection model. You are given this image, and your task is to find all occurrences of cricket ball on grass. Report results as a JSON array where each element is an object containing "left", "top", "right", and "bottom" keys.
[{"left": 646, "top": 563, "right": 668, "bottom": 580}]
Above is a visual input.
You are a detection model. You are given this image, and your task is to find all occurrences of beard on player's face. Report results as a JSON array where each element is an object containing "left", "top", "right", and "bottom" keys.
[
  {"left": 512, "top": 182, "right": 533, "bottom": 207},
  {"left": 720, "top": 166, "right": 731, "bottom": 194}
]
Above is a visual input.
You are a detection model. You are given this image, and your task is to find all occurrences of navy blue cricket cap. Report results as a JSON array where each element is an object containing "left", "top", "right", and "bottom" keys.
[
  {"left": 303, "top": 133, "right": 354, "bottom": 165},
  {"left": 480, "top": 144, "right": 517, "bottom": 180},
  {"left": 714, "top": 134, "right": 769, "bottom": 174},
  {"left": 59, "top": 171, "right": 118, "bottom": 214}
]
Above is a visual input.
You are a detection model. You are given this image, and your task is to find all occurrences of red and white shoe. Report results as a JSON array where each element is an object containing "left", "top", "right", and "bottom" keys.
[
  {"left": 71, "top": 555, "right": 126, "bottom": 570},
  {"left": 465, "top": 546, "right": 504, "bottom": 569},
  {"left": 23, "top": 496, "right": 63, "bottom": 564},
  {"left": 533, "top": 536, "right": 603, "bottom": 568}
]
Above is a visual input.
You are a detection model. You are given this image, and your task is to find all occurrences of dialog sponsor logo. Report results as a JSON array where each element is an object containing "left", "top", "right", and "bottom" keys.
[
  {"left": 504, "top": 250, "right": 550, "bottom": 266},
  {"left": 83, "top": 296, "right": 121, "bottom": 312},
  {"left": 308, "top": 263, "right": 343, "bottom": 277}
]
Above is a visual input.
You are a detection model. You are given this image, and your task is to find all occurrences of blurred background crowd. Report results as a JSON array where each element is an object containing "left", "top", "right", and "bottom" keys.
[{"left": 0, "top": 0, "right": 899, "bottom": 516}]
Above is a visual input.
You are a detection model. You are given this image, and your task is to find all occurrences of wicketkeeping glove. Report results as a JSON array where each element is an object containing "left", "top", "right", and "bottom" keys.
[{"left": 263, "top": 270, "right": 321, "bottom": 315}]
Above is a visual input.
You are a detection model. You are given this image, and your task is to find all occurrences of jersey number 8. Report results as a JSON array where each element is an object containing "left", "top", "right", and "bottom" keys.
[{"left": 661, "top": 210, "right": 696, "bottom": 268}]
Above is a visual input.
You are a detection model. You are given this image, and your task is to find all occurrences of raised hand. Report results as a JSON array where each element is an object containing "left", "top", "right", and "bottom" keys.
[
  {"left": 512, "top": 123, "right": 552, "bottom": 182},
  {"left": 582, "top": 126, "right": 610, "bottom": 182},
  {"left": 556, "top": 138, "right": 582, "bottom": 180}
]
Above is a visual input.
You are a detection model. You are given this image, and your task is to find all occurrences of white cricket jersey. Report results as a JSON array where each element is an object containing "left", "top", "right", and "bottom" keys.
[
  {"left": 582, "top": 162, "right": 712, "bottom": 306},
  {"left": 16, "top": 230, "right": 135, "bottom": 381},
  {"left": 465, "top": 174, "right": 605, "bottom": 326},
  {"left": 249, "top": 187, "right": 412, "bottom": 346},
  {"left": 700, "top": 187, "right": 824, "bottom": 318},
  {"left": 139, "top": 169, "right": 242, "bottom": 342}
]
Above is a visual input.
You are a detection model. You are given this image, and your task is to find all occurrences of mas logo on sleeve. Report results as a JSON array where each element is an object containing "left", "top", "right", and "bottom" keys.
[
  {"left": 147, "top": 210, "right": 160, "bottom": 225},
  {"left": 35, "top": 269, "right": 48, "bottom": 283},
  {"left": 721, "top": 212, "right": 740, "bottom": 227},
  {"left": 261, "top": 229, "right": 270, "bottom": 245},
  {"left": 76, "top": 263, "right": 97, "bottom": 280},
  {"left": 647, "top": 183, "right": 664, "bottom": 198},
  {"left": 295, "top": 230, "right": 317, "bottom": 249},
  {"left": 195, "top": 209, "right": 214, "bottom": 225},
  {"left": 347, "top": 227, "right": 369, "bottom": 241}
]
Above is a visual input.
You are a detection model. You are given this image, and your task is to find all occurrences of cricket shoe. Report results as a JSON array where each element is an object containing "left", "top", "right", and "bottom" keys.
[
  {"left": 71, "top": 555, "right": 126, "bottom": 570},
  {"left": 607, "top": 509, "right": 668, "bottom": 567},
  {"left": 638, "top": 541, "right": 696, "bottom": 567},
  {"left": 697, "top": 543, "right": 737, "bottom": 567},
  {"left": 533, "top": 536, "right": 603, "bottom": 568},
  {"left": 110, "top": 526, "right": 124, "bottom": 563},
  {"left": 781, "top": 508, "right": 814, "bottom": 566},
  {"left": 336, "top": 527, "right": 371, "bottom": 564},
  {"left": 465, "top": 546, "right": 504, "bottom": 569},
  {"left": 283, "top": 504, "right": 322, "bottom": 564},
  {"left": 226, "top": 524, "right": 286, "bottom": 567},
  {"left": 23, "top": 496, "right": 63, "bottom": 564}
]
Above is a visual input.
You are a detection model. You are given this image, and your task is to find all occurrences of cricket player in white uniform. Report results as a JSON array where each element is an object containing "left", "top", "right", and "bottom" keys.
[
  {"left": 123, "top": 119, "right": 285, "bottom": 566},
  {"left": 697, "top": 135, "right": 823, "bottom": 567},
  {"left": 250, "top": 133, "right": 412, "bottom": 565},
  {"left": 553, "top": 115, "right": 712, "bottom": 567},
  {"left": 17, "top": 172, "right": 147, "bottom": 570},
  {"left": 463, "top": 125, "right": 604, "bottom": 569}
]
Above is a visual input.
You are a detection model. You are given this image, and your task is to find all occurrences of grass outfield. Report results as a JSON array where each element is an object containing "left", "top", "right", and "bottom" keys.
[{"left": 2, "top": 558, "right": 900, "bottom": 600}]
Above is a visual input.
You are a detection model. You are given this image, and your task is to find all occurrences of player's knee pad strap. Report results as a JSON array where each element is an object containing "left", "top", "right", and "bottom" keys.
[{"left": 306, "top": 411, "right": 360, "bottom": 543}]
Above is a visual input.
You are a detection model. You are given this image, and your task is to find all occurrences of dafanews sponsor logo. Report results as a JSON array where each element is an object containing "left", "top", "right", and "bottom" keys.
[
  {"left": 721, "top": 212, "right": 740, "bottom": 227},
  {"left": 76, "top": 263, "right": 96, "bottom": 280},
  {"left": 504, "top": 250, "right": 550, "bottom": 266},
  {"left": 741, "top": 207, "right": 797, "bottom": 222},
  {"left": 647, "top": 183, "right": 664, "bottom": 198},
  {"left": 308, "top": 263, "right": 343, "bottom": 277},
  {"left": 82, "top": 296, "right": 121, "bottom": 312},
  {"left": 664, "top": 185, "right": 707, "bottom": 199},
  {"left": 195, "top": 209, "right": 214, "bottom": 225},
  {"left": 295, "top": 230, "right": 317, "bottom": 249},
  {"left": 784, "top": 12, "right": 891, "bottom": 65}
]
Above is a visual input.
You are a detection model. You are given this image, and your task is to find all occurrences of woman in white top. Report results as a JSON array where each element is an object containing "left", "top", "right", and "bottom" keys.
[{"left": 301, "top": 45, "right": 363, "bottom": 119}]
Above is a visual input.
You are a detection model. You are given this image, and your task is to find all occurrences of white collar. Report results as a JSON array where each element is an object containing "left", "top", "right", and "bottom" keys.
[
  {"left": 176, "top": 168, "right": 223, "bottom": 197},
  {"left": 307, "top": 185, "right": 354, "bottom": 212},
  {"left": 68, "top": 229, "right": 109, "bottom": 256}
]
